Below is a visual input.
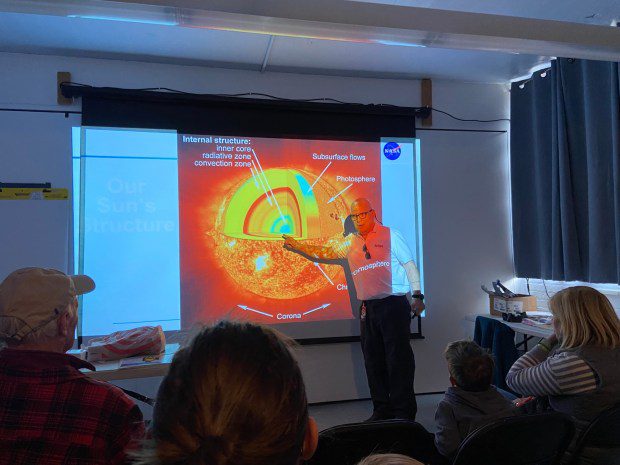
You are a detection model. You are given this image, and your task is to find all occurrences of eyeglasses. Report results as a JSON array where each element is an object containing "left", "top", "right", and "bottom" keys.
[
  {"left": 363, "top": 244, "right": 371, "bottom": 259},
  {"left": 351, "top": 209, "right": 373, "bottom": 221}
]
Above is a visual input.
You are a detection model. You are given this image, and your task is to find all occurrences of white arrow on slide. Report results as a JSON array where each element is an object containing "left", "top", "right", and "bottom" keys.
[
  {"left": 327, "top": 183, "right": 353, "bottom": 204},
  {"left": 313, "top": 262, "right": 334, "bottom": 285},
  {"left": 251, "top": 159, "right": 272, "bottom": 205},
  {"left": 252, "top": 149, "right": 287, "bottom": 224},
  {"left": 249, "top": 167, "right": 259, "bottom": 188},
  {"left": 237, "top": 305, "right": 274, "bottom": 318},
  {"left": 302, "top": 303, "right": 332, "bottom": 316},
  {"left": 307, "top": 161, "right": 332, "bottom": 193}
]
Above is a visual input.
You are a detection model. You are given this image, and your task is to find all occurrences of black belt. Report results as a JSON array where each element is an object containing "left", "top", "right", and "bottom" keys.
[{"left": 363, "top": 294, "right": 407, "bottom": 305}]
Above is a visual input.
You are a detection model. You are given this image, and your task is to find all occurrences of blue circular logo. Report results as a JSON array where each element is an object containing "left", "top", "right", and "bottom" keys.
[{"left": 383, "top": 142, "right": 401, "bottom": 160}]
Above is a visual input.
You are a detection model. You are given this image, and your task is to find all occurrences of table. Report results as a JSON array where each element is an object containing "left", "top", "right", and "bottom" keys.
[
  {"left": 81, "top": 343, "right": 179, "bottom": 382},
  {"left": 466, "top": 313, "right": 552, "bottom": 338},
  {"left": 465, "top": 313, "right": 553, "bottom": 349}
]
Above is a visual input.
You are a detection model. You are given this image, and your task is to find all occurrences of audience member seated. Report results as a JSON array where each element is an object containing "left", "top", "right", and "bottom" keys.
[
  {"left": 357, "top": 453, "right": 423, "bottom": 465},
  {"left": 134, "top": 320, "right": 318, "bottom": 465},
  {"left": 506, "top": 286, "right": 620, "bottom": 463},
  {"left": 506, "top": 286, "right": 620, "bottom": 434},
  {"left": 434, "top": 340, "right": 517, "bottom": 459},
  {"left": 0, "top": 267, "right": 145, "bottom": 465}
]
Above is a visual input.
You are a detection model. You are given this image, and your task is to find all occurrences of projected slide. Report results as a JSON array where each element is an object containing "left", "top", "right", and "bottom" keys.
[
  {"left": 73, "top": 127, "right": 422, "bottom": 338},
  {"left": 178, "top": 136, "right": 383, "bottom": 325}
]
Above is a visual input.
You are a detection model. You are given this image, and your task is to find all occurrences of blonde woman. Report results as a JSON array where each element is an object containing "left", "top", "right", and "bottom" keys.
[
  {"left": 506, "top": 286, "right": 620, "bottom": 432},
  {"left": 357, "top": 453, "right": 423, "bottom": 465}
]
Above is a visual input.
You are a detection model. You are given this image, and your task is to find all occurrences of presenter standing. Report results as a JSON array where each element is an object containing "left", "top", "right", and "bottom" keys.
[{"left": 283, "top": 198, "right": 424, "bottom": 421}]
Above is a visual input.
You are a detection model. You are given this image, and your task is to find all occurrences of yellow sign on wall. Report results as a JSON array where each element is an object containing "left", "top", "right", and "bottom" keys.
[{"left": 0, "top": 188, "right": 68, "bottom": 200}]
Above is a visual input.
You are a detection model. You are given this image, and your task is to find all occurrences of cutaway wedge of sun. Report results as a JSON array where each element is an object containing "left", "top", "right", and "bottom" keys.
[
  {"left": 222, "top": 169, "right": 320, "bottom": 240},
  {"left": 211, "top": 167, "right": 348, "bottom": 299}
]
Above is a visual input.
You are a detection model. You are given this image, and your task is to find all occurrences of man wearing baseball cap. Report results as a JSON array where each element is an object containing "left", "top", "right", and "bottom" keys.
[{"left": 0, "top": 267, "right": 144, "bottom": 465}]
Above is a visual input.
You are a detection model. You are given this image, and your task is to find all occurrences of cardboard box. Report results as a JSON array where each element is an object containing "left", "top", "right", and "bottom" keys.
[{"left": 489, "top": 295, "right": 537, "bottom": 316}]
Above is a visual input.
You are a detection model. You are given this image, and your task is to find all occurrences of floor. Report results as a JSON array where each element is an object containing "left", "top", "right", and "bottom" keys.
[{"left": 309, "top": 394, "right": 443, "bottom": 433}]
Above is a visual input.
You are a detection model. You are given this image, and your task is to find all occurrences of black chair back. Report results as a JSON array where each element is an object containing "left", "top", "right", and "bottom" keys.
[
  {"left": 452, "top": 412, "right": 574, "bottom": 465},
  {"left": 567, "top": 403, "right": 620, "bottom": 465},
  {"left": 307, "top": 420, "right": 441, "bottom": 465}
]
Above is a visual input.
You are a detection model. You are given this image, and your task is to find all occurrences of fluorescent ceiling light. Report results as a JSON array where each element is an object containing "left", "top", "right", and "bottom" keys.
[
  {"left": 376, "top": 40, "right": 426, "bottom": 47},
  {"left": 1, "top": 0, "right": 619, "bottom": 60},
  {"left": 60, "top": 3, "right": 426, "bottom": 47},
  {"left": 66, "top": 14, "right": 178, "bottom": 26}
]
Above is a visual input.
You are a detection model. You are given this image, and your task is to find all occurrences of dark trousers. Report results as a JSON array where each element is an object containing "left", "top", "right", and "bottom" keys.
[{"left": 360, "top": 294, "right": 417, "bottom": 419}]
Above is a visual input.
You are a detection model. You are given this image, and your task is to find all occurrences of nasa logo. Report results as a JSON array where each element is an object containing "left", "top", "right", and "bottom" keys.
[{"left": 383, "top": 142, "right": 401, "bottom": 160}]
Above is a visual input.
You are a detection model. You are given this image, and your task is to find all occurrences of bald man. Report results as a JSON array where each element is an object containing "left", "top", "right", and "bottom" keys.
[{"left": 283, "top": 198, "right": 424, "bottom": 421}]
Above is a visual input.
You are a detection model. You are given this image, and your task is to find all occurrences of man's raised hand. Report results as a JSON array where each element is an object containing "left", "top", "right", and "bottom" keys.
[{"left": 282, "top": 234, "right": 299, "bottom": 252}]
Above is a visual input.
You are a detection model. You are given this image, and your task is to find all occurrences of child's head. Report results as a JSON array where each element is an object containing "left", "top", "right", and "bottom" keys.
[
  {"left": 444, "top": 340, "right": 494, "bottom": 392},
  {"left": 136, "top": 321, "right": 317, "bottom": 465}
]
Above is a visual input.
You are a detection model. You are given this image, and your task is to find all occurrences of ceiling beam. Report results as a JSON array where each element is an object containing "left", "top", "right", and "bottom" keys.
[{"left": 1, "top": 0, "right": 619, "bottom": 61}]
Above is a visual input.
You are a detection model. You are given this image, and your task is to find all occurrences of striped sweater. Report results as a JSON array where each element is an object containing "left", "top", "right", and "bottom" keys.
[{"left": 506, "top": 341, "right": 598, "bottom": 396}]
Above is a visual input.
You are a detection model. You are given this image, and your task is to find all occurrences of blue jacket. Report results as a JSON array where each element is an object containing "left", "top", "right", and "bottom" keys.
[{"left": 473, "top": 316, "right": 518, "bottom": 392}]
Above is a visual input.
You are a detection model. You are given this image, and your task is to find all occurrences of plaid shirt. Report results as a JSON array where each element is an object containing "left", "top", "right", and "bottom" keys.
[{"left": 0, "top": 348, "right": 145, "bottom": 465}]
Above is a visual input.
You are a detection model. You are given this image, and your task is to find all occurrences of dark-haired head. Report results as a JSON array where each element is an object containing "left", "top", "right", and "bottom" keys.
[
  {"left": 135, "top": 321, "right": 317, "bottom": 465},
  {"left": 444, "top": 340, "right": 494, "bottom": 392}
]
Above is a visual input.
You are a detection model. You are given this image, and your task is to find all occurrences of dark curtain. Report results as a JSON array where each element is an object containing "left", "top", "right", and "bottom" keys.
[{"left": 511, "top": 58, "right": 620, "bottom": 283}]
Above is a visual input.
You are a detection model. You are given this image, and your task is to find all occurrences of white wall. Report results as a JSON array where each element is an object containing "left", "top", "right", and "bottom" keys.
[
  {"left": 0, "top": 52, "right": 512, "bottom": 411},
  {"left": 513, "top": 278, "right": 620, "bottom": 314}
]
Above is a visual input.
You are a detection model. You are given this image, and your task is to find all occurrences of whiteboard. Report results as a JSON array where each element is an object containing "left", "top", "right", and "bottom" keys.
[{"left": 0, "top": 111, "right": 79, "bottom": 280}]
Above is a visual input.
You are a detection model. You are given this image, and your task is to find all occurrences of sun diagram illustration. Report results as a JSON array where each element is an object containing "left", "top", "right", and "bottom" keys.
[{"left": 210, "top": 167, "right": 349, "bottom": 299}]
